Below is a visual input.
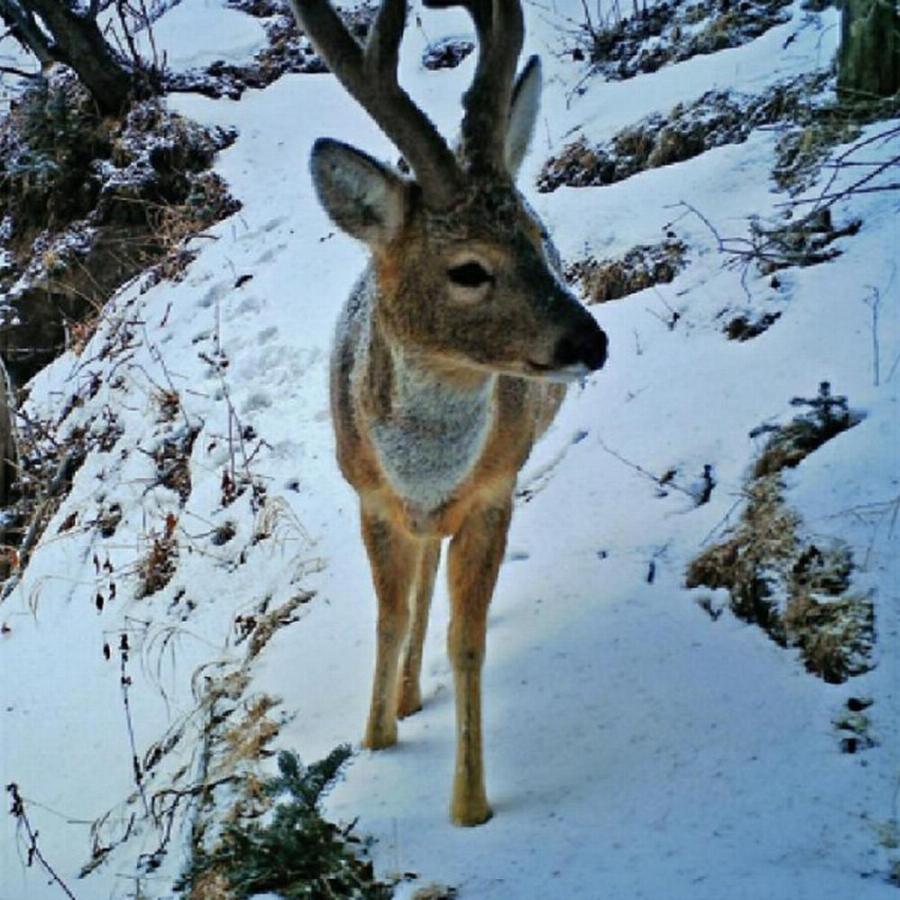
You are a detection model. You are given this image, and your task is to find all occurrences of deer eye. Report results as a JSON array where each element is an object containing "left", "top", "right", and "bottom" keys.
[{"left": 447, "top": 261, "right": 493, "bottom": 288}]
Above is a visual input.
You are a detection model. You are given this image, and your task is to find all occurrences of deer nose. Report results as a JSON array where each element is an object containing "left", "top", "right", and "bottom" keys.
[{"left": 555, "top": 320, "right": 608, "bottom": 371}]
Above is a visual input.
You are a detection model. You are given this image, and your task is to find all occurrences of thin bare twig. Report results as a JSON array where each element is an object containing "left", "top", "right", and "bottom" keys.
[
  {"left": 780, "top": 180, "right": 900, "bottom": 207},
  {"left": 596, "top": 438, "right": 696, "bottom": 500},
  {"left": 119, "top": 634, "right": 152, "bottom": 820},
  {"left": 803, "top": 123, "right": 900, "bottom": 209},
  {"left": 0, "top": 64, "right": 41, "bottom": 78},
  {"left": 6, "top": 783, "right": 78, "bottom": 899}
]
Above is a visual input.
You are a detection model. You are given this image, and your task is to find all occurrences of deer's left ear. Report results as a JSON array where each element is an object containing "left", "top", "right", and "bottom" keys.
[{"left": 505, "top": 55, "right": 541, "bottom": 177}]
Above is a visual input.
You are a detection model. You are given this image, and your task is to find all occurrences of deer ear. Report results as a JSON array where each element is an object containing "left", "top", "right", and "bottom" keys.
[
  {"left": 506, "top": 55, "right": 541, "bottom": 177},
  {"left": 310, "top": 138, "right": 407, "bottom": 246}
]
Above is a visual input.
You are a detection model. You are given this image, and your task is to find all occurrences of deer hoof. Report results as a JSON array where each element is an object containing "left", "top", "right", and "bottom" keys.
[
  {"left": 450, "top": 798, "right": 493, "bottom": 827},
  {"left": 362, "top": 723, "right": 397, "bottom": 750},
  {"left": 396, "top": 689, "right": 422, "bottom": 719}
]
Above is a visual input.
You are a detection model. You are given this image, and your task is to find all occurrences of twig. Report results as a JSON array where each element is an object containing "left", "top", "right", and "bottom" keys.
[
  {"left": 646, "top": 287, "right": 680, "bottom": 330},
  {"left": 862, "top": 286, "right": 882, "bottom": 387},
  {"left": 886, "top": 348, "right": 900, "bottom": 385},
  {"left": 113, "top": 0, "right": 144, "bottom": 71},
  {"left": 119, "top": 634, "right": 152, "bottom": 820},
  {"left": 780, "top": 181, "right": 900, "bottom": 207},
  {"left": 0, "top": 65, "right": 41, "bottom": 78},
  {"left": 137, "top": 0, "right": 161, "bottom": 71},
  {"left": 824, "top": 493, "right": 900, "bottom": 570},
  {"left": 596, "top": 438, "right": 696, "bottom": 499},
  {"left": 668, "top": 200, "right": 755, "bottom": 298},
  {"left": 822, "top": 159, "right": 897, "bottom": 168},
  {"left": 803, "top": 123, "right": 900, "bottom": 209},
  {"left": 670, "top": 200, "right": 727, "bottom": 252},
  {"left": 700, "top": 495, "right": 745, "bottom": 546},
  {"left": 142, "top": 326, "right": 193, "bottom": 433},
  {"left": 6, "top": 783, "right": 78, "bottom": 899}
]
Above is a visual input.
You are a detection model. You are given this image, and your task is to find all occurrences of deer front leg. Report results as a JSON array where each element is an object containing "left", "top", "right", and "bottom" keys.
[
  {"left": 446, "top": 497, "right": 512, "bottom": 826},
  {"left": 360, "top": 505, "right": 419, "bottom": 750},
  {"left": 398, "top": 538, "right": 440, "bottom": 719}
]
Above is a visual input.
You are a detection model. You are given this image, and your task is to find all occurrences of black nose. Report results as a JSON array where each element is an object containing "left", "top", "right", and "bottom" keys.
[{"left": 555, "top": 319, "right": 608, "bottom": 371}]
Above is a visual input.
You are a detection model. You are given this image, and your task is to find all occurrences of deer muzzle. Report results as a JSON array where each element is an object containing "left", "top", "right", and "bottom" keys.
[{"left": 554, "top": 316, "right": 608, "bottom": 373}]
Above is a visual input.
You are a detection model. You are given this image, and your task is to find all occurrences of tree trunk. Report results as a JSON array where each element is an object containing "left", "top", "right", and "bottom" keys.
[
  {"left": 838, "top": 0, "right": 900, "bottom": 99},
  {"left": 1, "top": 0, "right": 134, "bottom": 115}
]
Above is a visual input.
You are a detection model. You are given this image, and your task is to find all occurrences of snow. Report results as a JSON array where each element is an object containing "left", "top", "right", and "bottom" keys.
[
  {"left": 101, "top": 0, "right": 270, "bottom": 72},
  {"left": 1, "top": 0, "right": 899, "bottom": 898}
]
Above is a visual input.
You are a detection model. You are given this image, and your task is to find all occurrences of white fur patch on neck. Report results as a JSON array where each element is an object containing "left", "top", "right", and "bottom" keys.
[{"left": 370, "top": 347, "right": 493, "bottom": 513}]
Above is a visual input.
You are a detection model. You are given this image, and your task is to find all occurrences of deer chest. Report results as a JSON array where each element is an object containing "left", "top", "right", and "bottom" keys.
[{"left": 369, "top": 376, "right": 493, "bottom": 516}]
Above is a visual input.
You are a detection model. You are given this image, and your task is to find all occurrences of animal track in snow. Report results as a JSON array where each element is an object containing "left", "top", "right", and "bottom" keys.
[
  {"left": 241, "top": 391, "right": 272, "bottom": 414},
  {"left": 236, "top": 215, "right": 288, "bottom": 243},
  {"left": 253, "top": 243, "right": 287, "bottom": 266},
  {"left": 197, "top": 281, "right": 230, "bottom": 309}
]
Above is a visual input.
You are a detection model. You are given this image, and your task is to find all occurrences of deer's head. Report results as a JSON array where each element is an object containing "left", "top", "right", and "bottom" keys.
[{"left": 292, "top": 0, "right": 608, "bottom": 381}]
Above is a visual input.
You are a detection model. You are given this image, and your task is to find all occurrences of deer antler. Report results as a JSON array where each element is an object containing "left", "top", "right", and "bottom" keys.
[
  {"left": 291, "top": 0, "right": 527, "bottom": 197},
  {"left": 424, "top": 0, "right": 525, "bottom": 176},
  {"left": 290, "top": 0, "right": 463, "bottom": 207}
]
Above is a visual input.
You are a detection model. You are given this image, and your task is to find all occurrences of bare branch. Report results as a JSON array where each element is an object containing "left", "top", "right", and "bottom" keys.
[
  {"left": 0, "top": 63, "right": 41, "bottom": 78},
  {"left": 6, "top": 784, "right": 78, "bottom": 899},
  {"left": 0, "top": 0, "right": 58, "bottom": 65}
]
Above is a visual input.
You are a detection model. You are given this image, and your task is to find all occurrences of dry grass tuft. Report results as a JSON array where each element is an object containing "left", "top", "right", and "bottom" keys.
[
  {"left": 246, "top": 591, "right": 314, "bottom": 659},
  {"left": 566, "top": 239, "right": 687, "bottom": 304},
  {"left": 136, "top": 514, "right": 178, "bottom": 598},
  {"left": 190, "top": 868, "right": 235, "bottom": 900},
  {"left": 221, "top": 695, "right": 281, "bottom": 772},
  {"left": 686, "top": 386, "right": 873, "bottom": 683},
  {"left": 687, "top": 476, "right": 874, "bottom": 682}
]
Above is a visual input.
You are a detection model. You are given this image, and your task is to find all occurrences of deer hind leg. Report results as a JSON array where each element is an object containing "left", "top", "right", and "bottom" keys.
[
  {"left": 360, "top": 505, "right": 419, "bottom": 750},
  {"left": 398, "top": 538, "right": 440, "bottom": 719},
  {"left": 446, "top": 497, "right": 512, "bottom": 826}
]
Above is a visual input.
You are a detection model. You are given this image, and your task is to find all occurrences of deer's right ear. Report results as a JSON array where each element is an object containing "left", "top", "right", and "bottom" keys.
[
  {"left": 506, "top": 56, "right": 542, "bottom": 177},
  {"left": 310, "top": 138, "right": 407, "bottom": 246}
]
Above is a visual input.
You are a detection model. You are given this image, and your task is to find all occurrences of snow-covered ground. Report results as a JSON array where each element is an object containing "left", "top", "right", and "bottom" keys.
[{"left": 1, "top": 1, "right": 898, "bottom": 898}]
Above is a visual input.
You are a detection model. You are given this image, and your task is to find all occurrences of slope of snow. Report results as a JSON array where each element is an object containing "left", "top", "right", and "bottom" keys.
[{"left": 1, "top": 1, "right": 898, "bottom": 898}]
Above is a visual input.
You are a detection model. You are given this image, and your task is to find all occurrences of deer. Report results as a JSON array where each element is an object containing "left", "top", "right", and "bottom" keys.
[{"left": 289, "top": 0, "right": 608, "bottom": 825}]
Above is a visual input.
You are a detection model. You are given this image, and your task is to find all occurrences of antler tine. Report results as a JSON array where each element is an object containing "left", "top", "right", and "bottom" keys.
[
  {"left": 366, "top": 0, "right": 407, "bottom": 74},
  {"left": 290, "top": 0, "right": 462, "bottom": 207},
  {"left": 425, "top": 0, "right": 525, "bottom": 175}
]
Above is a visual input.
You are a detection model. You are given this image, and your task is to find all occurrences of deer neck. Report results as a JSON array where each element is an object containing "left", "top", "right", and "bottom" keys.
[{"left": 363, "top": 315, "right": 495, "bottom": 515}]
